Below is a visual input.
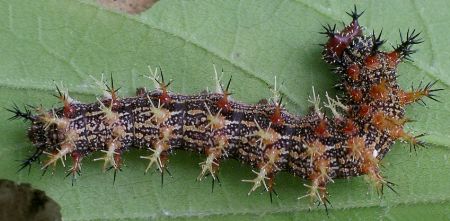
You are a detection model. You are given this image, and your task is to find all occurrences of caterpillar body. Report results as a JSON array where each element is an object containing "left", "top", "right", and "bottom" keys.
[{"left": 9, "top": 6, "right": 441, "bottom": 208}]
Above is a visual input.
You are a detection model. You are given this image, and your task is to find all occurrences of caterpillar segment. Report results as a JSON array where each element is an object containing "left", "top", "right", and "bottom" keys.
[
  {"left": 8, "top": 6, "right": 443, "bottom": 209},
  {"left": 321, "top": 6, "right": 440, "bottom": 197},
  {"left": 196, "top": 102, "right": 228, "bottom": 183}
]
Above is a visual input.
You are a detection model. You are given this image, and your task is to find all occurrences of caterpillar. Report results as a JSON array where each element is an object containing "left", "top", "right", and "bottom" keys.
[{"left": 8, "top": 6, "right": 441, "bottom": 209}]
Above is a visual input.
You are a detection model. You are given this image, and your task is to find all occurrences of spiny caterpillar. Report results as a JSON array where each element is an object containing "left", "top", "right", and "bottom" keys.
[{"left": 8, "top": 6, "right": 441, "bottom": 209}]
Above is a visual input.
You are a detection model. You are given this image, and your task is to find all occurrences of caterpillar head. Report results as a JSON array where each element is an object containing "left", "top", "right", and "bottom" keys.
[
  {"left": 321, "top": 6, "right": 365, "bottom": 64},
  {"left": 7, "top": 104, "right": 66, "bottom": 152},
  {"left": 27, "top": 120, "right": 50, "bottom": 151}
]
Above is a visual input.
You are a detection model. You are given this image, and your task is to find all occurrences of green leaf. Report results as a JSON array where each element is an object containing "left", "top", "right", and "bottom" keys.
[{"left": 1, "top": 0, "right": 449, "bottom": 220}]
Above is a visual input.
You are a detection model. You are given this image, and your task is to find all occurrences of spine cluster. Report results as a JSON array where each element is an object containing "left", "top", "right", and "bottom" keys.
[{"left": 10, "top": 7, "right": 440, "bottom": 208}]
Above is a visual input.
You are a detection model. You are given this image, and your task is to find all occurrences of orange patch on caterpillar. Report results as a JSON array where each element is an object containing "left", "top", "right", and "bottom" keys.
[
  {"left": 388, "top": 126, "right": 422, "bottom": 147},
  {"left": 346, "top": 64, "right": 360, "bottom": 81},
  {"left": 311, "top": 158, "right": 333, "bottom": 184},
  {"left": 270, "top": 106, "right": 284, "bottom": 125},
  {"left": 365, "top": 55, "right": 382, "bottom": 70},
  {"left": 217, "top": 94, "right": 232, "bottom": 112},
  {"left": 358, "top": 104, "right": 372, "bottom": 118},
  {"left": 63, "top": 104, "right": 75, "bottom": 118},
  {"left": 370, "top": 80, "right": 390, "bottom": 101},
  {"left": 314, "top": 158, "right": 330, "bottom": 173},
  {"left": 343, "top": 119, "right": 358, "bottom": 136},
  {"left": 361, "top": 148, "right": 379, "bottom": 172},
  {"left": 371, "top": 111, "right": 408, "bottom": 132},
  {"left": 346, "top": 136, "right": 365, "bottom": 160},
  {"left": 398, "top": 89, "right": 429, "bottom": 105},
  {"left": 157, "top": 78, "right": 172, "bottom": 105},
  {"left": 371, "top": 112, "right": 388, "bottom": 130},
  {"left": 159, "top": 91, "right": 172, "bottom": 104},
  {"left": 386, "top": 51, "right": 400, "bottom": 68},
  {"left": 314, "top": 119, "right": 329, "bottom": 137},
  {"left": 347, "top": 87, "right": 363, "bottom": 102}
]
